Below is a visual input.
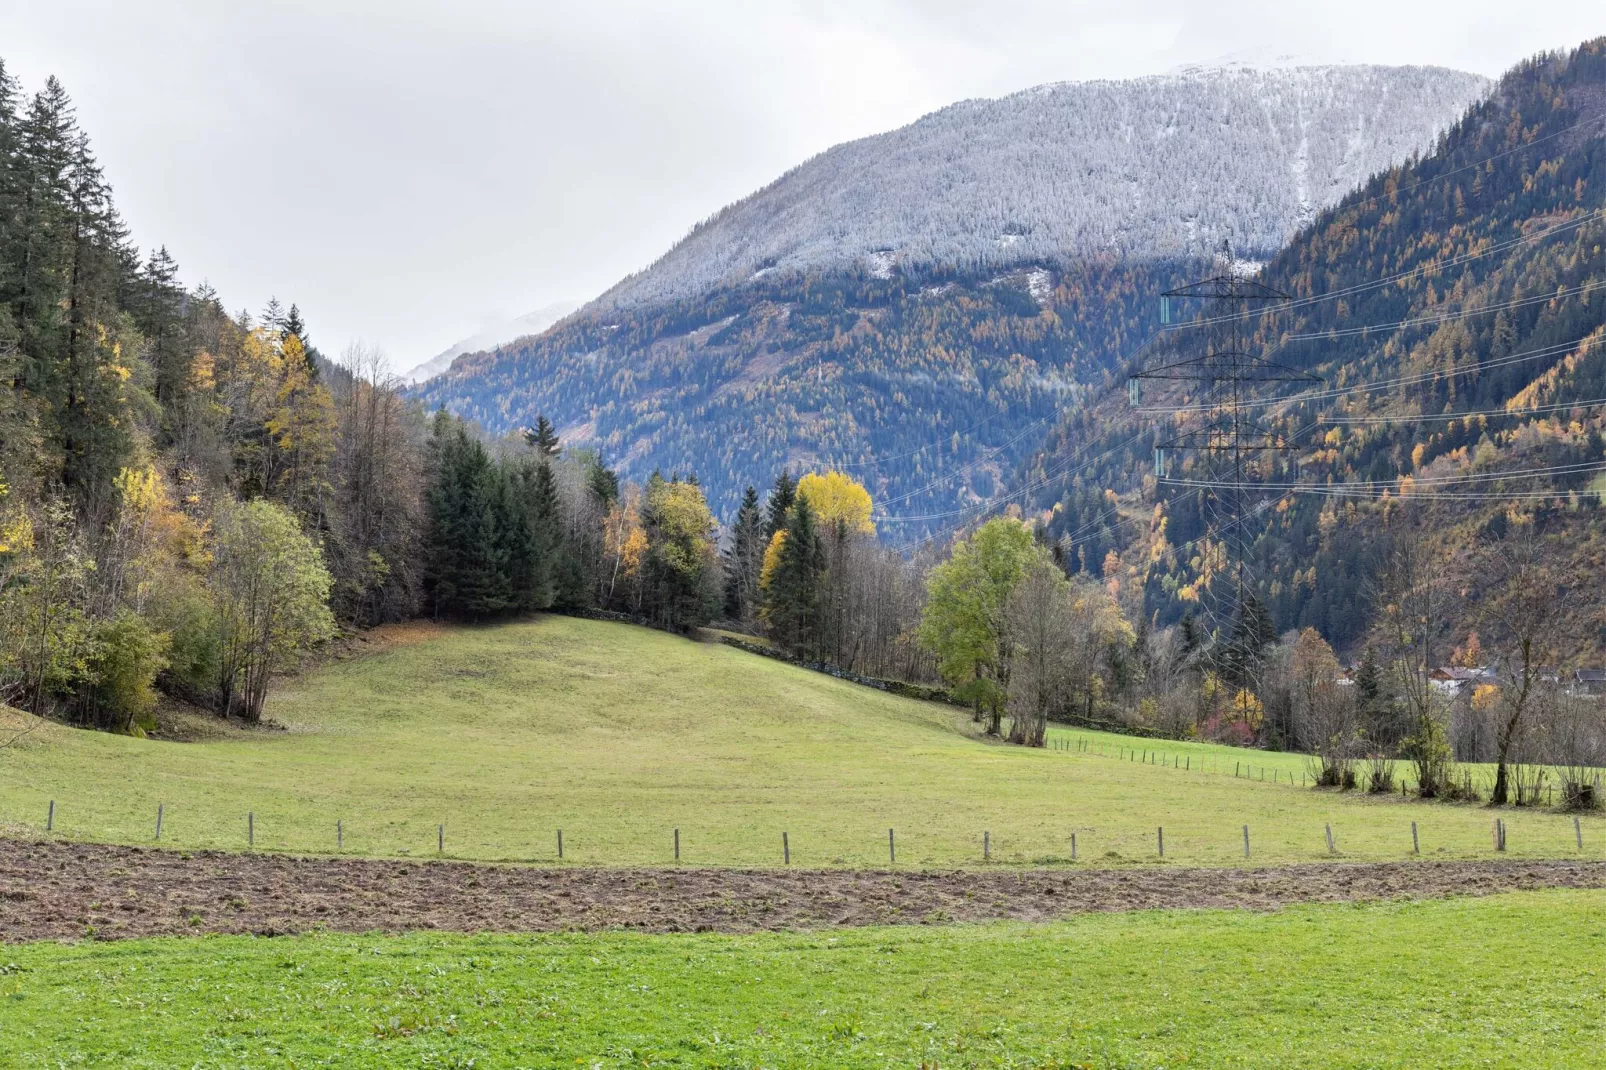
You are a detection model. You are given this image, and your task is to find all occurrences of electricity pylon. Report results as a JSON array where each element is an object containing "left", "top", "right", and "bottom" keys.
[{"left": 1128, "top": 239, "right": 1319, "bottom": 647}]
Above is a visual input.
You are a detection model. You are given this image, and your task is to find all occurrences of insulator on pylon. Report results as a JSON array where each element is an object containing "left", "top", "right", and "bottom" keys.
[
  {"left": 1154, "top": 447, "right": 1168, "bottom": 478},
  {"left": 1160, "top": 295, "right": 1170, "bottom": 325},
  {"left": 1129, "top": 378, "right": 1140, "bottom": 406}
]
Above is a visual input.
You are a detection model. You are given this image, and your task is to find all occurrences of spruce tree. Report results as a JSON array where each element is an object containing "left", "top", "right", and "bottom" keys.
[
  {"left": 723, "top": 485, "right": 763, "bottom": 621},
  {"left": 764, "top": 496, "right": 824, "bottom": 656},
  {"left": 764, "top": 469, "right": 796, "bottom": 539},
  {"left": 523, "top": 415, "right": 560, "bottom": 458}
]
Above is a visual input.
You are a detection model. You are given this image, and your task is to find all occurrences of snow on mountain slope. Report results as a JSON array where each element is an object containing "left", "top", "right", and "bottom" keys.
[
  {"left": 593, "top": 65, "right": 1488, "bottom": 312},
  {"left": 403, "top": 300, "right": 580, "bottom": 383}
]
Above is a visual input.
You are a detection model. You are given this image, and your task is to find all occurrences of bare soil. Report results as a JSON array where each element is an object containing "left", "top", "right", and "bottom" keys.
[{"left": 4, "top": 837, "right": 1604, "bottom": 943}]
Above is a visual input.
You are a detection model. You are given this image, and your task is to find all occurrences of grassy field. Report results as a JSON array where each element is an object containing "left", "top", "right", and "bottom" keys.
[
  {"left": 0, "top": 890, "right": 1601, "bottom": 1067},
  {"left": 0, "top": 615, "right": 1598, "bottom": 867}
]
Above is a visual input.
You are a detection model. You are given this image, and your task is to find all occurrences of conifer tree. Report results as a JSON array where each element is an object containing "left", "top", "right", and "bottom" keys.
[
  {"left": 524, "top": 415, "right": 560, "bottom": 458},
  {"left": 763, "top": 496, "right": 825, "bottom": 655},
  {"left": 764, "top": 469, "right": 796, "bottom": 539},
  {"left": 723, "top": 484, "right": 763, "bottom": 621}
]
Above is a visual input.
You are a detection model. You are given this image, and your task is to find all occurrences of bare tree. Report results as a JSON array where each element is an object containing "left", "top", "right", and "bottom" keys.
[
  {"left": 1289, "top": 628, "right": 1360, "bottom": 786},
  {"left": 1541, "top": 683, "right": 1606, "bottom": 809},
  {"left": 1006, "top": 558, "right": 1074, "bottom": 746},
  {"left": 328, "top": 344, "right": 425, "bottom": 626},
  {"left": 1480, "top": 522, "right": 1566, "bottom": 805},
  {"left": 1373, "top": 526, "right": 1453, "bottom": 797}
]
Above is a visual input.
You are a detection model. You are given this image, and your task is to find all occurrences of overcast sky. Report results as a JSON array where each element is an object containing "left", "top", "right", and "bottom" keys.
[{"left": 2, "top": 1, "right": 1600, "bottom": 369}]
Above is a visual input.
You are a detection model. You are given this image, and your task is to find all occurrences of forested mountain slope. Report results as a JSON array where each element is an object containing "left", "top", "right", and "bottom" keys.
[
  {"left": 415, "top": 64, "right": 1486, "bottom": 520},
  {"left": 1027, "top": 39, "right": 1606, "bottom": 655}
]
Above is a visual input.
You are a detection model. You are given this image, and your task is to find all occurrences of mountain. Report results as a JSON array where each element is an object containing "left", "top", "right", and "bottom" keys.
[
  {"left": 1024, "top": 39, "right": 1606, "bottom": 654},
  {"left": 595, "top": 65, "right": 1490, "bottom": 312},
  {"left": 402, "top": 300, "right": 579, "bottom": 383},
  {"left": 416, "top": 64, "right": 1489, "bottom": 521}
]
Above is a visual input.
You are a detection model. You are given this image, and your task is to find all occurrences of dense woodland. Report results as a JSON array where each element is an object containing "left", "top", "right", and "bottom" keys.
[{"left": 7, "top": 41, "right": 1606, "bottom": 811}]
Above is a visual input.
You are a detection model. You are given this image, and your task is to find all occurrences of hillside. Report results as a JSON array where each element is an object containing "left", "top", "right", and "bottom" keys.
[
  {"left": 0, "top": 616, "right": 1591, "bottom": 866},
  {"left": 401, "top": 299, "right": 579, "bottom": 383},
  {"left": 1027, "top": 39, "right": 1606, "bottom": 654},
  {"left": 414, "top": 64, "right": 1487, "bottom": 519}
]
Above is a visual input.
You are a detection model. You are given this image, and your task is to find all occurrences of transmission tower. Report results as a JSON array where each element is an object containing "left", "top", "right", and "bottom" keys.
[{"left": 1128, "top": 239, "right": 1319, "bottom": 645}]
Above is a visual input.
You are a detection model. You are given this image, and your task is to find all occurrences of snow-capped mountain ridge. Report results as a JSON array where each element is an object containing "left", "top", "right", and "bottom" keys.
[{"left": 591, "top": 64, "right": 1488, "bottom": 313}]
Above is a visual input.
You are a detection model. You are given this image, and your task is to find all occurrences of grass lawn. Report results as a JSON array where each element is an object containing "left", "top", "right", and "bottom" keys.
[
  {"left": 1, "top": 890, "right": 1602, "bottom": 1067},
  {"left": 0, "top": 615, "right": 1598, "bottom": 867}
]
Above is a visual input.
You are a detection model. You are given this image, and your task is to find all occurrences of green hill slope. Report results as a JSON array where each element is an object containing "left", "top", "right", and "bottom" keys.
[{"left": 0, "top": 616, "right": 1594, "bottom": 865}]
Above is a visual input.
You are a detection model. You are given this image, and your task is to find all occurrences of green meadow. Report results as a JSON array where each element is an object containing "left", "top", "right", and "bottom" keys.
[
  {"left": 0, "top": 616, "right": 1596, "bottom": 866},
  {"left": 3, "top": 891, "right": 1603, "bottom": 1068}
]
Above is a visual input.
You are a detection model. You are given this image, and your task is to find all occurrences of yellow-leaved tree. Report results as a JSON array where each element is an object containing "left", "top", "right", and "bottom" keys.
[{"left": 795, "top": 471, "right": 874, "bottom": 536}]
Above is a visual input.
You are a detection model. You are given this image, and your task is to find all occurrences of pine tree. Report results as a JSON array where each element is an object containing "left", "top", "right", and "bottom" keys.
[
  {"left": 764, "top": 470, "right": 796, "bottom": 539},
  {"left": 723, "top": 485, "right": 763, "bottom": 621},
  {"left": 523, "top": 415, "right": 560, "bottom": 458},
  {"left": 764, "top": 496, "right": 825, "bottom": 655}
]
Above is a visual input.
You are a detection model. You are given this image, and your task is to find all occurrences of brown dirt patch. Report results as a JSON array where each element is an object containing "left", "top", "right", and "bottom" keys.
[{"left": 3, "top": 837, "right": 1604, "bottom": 943}]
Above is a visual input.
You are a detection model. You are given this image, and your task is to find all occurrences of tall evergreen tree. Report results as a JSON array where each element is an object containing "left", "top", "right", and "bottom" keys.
[
  {"left": 523, "top": 415, "right": 560, "bottom": 458},
  {"left": 764, "top": 469, "right": 796, "bottom": 539},
  {"left": 723, "top": 484, "right": 763, "bottom": 621},
  {"left": 764, "top": 496, "right": 825, "bottom": 655}
]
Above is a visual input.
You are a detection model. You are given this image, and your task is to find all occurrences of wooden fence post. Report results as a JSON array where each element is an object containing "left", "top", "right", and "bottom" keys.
[
  {"left": 1242, "top": 824, "right": 1250, "bottom": 859},
  {"left": 889, "top": 828, "right": 896, "bottom": 864},
  {"left": 155, "top": 803, "right": 163, "bottom": 841},
  {"left": 1576, "top": 816, "right": 1584, "bottom": 851},
  {"left": 248, "top": 811, "right": 254, "bottom": 848},
  {"left": 337, "top": 820, "right": 343, "bottom": 851},
  {"left": 1157, "top": 827, "right": 1164, "bottom": 858},
  {"left": 557, "top": 828, "right": 564, "bottom": 860},
  {"left": 46, "top": 800, "right": 54, "bottom": 832},
  {"left": 1411, "top": 821, "right": 1419, "bottom": 855},
  {"left": 674, "top": 828, "right": 680, "bottom": 861},
  {"left": 1325, "top": 824, "right": 1335, "bottom": 854},
  {"left": 984, "top": 830, "right": 990, "bottom": 862},
  {"left": 782, "top": 831, "right": 789, "bottom": 865},
  {"left": 1071, "top": 832, "right": 1077, "bottom": 860},
  {"left": 438, "top": 824, "right": 444, "bottom": 854}
]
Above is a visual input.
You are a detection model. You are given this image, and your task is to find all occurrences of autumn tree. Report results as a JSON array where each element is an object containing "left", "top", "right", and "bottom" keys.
[
  {"left": 638, "top": 473, "right": 720, "bottom": 631},
  {"left": 209, "top": 499, "right": 335, "bottom": 722}
]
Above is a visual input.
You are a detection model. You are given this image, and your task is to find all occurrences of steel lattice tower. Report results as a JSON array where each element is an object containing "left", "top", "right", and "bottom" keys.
[{"left": 1128, "top": 239, "right": 1319, "bottom": 641}]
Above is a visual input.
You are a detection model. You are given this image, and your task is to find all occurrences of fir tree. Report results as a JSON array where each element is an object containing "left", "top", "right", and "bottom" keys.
[
  {"left": 523, "top": 415, "right": 560, "bottom": 458},
  {"left": 723, "top": 485, "right": 763, "bottom": 621},
  {"left": 764, "top": 496, "right": 825, "bottom": 656},
  {"left": 764, "top": 469, "right": 796, "bottom": 539}
]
